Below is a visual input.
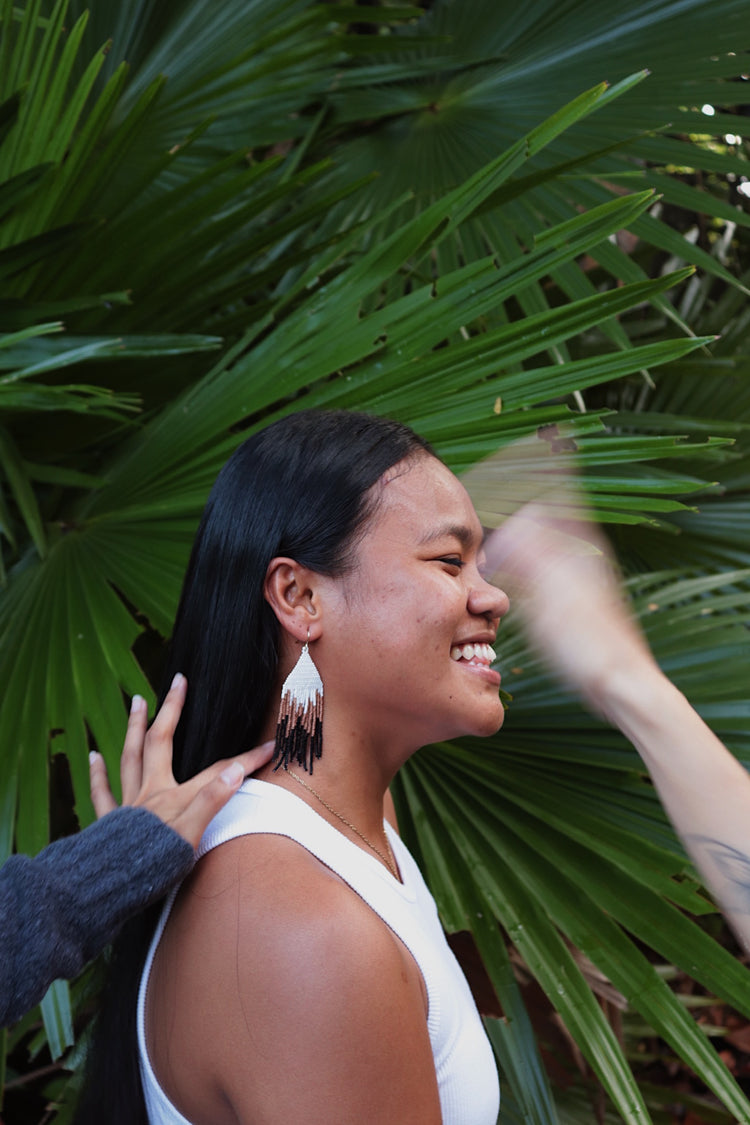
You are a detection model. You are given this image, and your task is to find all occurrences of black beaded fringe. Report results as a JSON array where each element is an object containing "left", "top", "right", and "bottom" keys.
[{"left": 273, "top": 714, "right": 323, "bottom": 774}]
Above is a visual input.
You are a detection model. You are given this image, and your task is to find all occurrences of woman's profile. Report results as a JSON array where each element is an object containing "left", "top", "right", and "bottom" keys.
[{"left": 77, "top": 410, "right": 506, "bottom": 1124}]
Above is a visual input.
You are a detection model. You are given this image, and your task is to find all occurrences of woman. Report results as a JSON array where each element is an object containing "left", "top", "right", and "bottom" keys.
[{"left": 79, "top": 410, "right": 505, "bottom": 1125}]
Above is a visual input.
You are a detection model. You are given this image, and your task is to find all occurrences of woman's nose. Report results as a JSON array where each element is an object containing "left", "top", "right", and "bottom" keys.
[{"left": 468, "top": 578, "right": 510, "bottom": 625}]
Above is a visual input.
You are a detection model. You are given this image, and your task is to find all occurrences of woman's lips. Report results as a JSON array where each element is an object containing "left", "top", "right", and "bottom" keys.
[
  {"left": 450, "top": 642, "right": 501, "bottom": 686},
  {"left": 457, "top": 661, "right": 502, "bottom": 686}
]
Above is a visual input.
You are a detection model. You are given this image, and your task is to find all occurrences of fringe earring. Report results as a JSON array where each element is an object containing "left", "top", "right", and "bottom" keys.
[{"left": 273, "top": 634, "right": 324, "bottom": 774}]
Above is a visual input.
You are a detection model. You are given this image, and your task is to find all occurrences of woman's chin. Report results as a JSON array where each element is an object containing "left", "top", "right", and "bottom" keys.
[
  {"left": 445, "top": 702, "right": 505, "bottom": 742},
  {"left": 477, "top": 705, "right": 505, "bottom": 738}
]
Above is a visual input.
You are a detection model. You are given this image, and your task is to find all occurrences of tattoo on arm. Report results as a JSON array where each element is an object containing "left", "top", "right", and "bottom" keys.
[{"left": 687, "top": 836, "right": 750, "bottom": 916}]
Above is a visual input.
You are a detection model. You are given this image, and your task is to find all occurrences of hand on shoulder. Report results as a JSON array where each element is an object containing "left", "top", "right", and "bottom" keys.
[{"left": 89, "top": 676, "right": 273, "bottom": 848}]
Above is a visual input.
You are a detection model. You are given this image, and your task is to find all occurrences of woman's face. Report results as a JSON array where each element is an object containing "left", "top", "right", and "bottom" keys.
[{"left": 319, "top": 454, "right": 510, "bottom": 754}]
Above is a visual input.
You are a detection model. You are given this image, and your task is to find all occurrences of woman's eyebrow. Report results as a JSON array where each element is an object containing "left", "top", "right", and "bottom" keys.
[{"left": 418, "top": 523, "right": 476, "bottom": 548}]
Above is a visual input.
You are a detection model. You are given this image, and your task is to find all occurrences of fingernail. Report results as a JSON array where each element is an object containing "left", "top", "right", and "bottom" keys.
[
  {"left": 220, "top": 761, "right": 245, "bottom": 788},
  {"left": 171, "top": 673, "right": 185, "bottom": 690},
  {"left": 130, "top": 694, "right": 146, "bottom": 714},
  {"left": 89, "top": 751, "right": 100, "bottom": 764}
]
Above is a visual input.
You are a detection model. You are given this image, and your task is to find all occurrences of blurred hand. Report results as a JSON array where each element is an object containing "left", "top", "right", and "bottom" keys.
[
  {"left": 486, "top": 500, "right": 658, "bottom": 716},
  {"left": 89, "top": 674, "right": 273, "bottom": 848}
]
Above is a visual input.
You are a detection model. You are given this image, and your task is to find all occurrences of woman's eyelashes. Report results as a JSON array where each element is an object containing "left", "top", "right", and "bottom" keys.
[
  {"left": 436, "top": 556, "right": 465, "bottom": 570},
  {"left": 435, "top": 554, "right": 494, "bottom": 580}
]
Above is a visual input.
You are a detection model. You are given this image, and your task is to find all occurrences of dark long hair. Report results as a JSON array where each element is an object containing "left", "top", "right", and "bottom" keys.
[{"left": 75, "top": 410, "right": 432, "bottom": 1124}]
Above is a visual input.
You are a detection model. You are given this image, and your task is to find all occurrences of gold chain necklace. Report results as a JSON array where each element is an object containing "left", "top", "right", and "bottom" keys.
[{"left": 285, "top": 769, "right": 399, "bottom": 881}]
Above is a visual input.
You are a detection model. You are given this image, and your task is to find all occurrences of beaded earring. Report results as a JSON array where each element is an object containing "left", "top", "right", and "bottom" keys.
[{"left": 273, "top": 633, "right": 323, "bottom": 774}]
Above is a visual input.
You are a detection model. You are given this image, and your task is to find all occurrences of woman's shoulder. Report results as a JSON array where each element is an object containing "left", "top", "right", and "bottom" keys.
[
  {"left": 151, "top": 833, "right": 395, "bottom": 1037},
  {"left": 165, "top": 832, "right": 391, "bottom": 963},
  {"left": 172, "top": 832, "right": 424, "bottom": 1020},
  {"left": 188, "top": 832, "right": 389, "bottom": 950},
  {"left": 157, "top": 833, "right": 421, "bottom": 1058},
  {"left": 149, "top": 831, "right": 439, "bottom": 1124}
]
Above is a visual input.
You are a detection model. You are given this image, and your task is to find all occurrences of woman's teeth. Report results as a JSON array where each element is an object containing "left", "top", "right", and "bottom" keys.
[{"left": 450, "top": 643, "right": 496, "bottom": 664}]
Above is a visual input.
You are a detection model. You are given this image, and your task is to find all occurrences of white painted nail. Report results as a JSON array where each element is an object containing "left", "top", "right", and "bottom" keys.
[{"left": 220, "top": 762, "right": 245, "bottom": 788}]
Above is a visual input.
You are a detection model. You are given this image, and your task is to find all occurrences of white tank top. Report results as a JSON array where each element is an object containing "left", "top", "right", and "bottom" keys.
[{"left": 138, "top": 778, "right": 500, "bottom": 1124}]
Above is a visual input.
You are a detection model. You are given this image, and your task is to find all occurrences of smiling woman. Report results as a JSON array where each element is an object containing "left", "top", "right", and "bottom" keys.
[{"left": 75, "top": 410, "right": 506, "bottom": 1125}]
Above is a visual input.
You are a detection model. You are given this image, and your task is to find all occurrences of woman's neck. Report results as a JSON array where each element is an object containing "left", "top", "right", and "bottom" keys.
[
  {"left": 256, "top": 714, "right": 407, "bottom": 849},
  {"left": 254, "top": 748, "right": 400, "bottom": 881}
]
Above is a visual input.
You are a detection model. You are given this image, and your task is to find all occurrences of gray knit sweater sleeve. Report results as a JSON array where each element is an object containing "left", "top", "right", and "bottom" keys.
[{"left": 0, "top": 807, "right": 194, "bottom": 1027}]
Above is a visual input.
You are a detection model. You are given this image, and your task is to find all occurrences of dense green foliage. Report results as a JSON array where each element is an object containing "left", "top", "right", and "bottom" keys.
[{"left": 1, "top": 1, "right": 750, "bottom": 1120}]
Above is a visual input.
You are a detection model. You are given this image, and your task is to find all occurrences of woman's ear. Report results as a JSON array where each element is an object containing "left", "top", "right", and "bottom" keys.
[{"left": 264, "top": 557, "right": 322, "bottom": 641}]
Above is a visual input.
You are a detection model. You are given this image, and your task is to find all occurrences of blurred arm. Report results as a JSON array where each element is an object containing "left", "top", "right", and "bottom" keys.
[
  {"left": 489, "top": 503, "right": 750, "bottom": 951},
  {"left": 598, "top": 663, "right": 750, "bottom": 952}
]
